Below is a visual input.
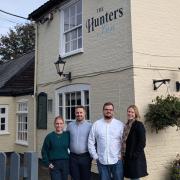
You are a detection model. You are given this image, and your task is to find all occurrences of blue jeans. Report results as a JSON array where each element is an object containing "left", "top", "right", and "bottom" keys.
[
  {"left": 97, "top": 160, "right": 123, "bottom": 180},
  {"left": 49, "top": 159, "right": 69, "bottom": 180}
]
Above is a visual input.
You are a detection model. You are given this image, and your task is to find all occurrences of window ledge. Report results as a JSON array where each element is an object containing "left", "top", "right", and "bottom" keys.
[
  {"left": 15, "top": 141, "right": 28, "bottom": 146},
  {"left": 0, "top": 132, "right": 10, "bottom": 135},
  {"left": 61, "top": 48, "right": 83, "bottom": 58}
]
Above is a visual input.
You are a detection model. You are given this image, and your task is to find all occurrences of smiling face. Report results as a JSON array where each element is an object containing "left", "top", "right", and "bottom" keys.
[
  {"left": 103, "top": 105, "right": 114, "bottom": 120},
  {"left": 54, "top": 118, "right": 64, "bottom": 133},
  {"left": 75, "top": 107, "right": 86, "bottom": 122},
  {"left": 127, "top": 107, "right": 136, "bottom": 120}
]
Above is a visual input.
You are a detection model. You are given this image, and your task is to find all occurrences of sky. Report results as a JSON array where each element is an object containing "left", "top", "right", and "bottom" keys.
[{"left": 0, "top": 0, "right": 48, "bottom": 36}]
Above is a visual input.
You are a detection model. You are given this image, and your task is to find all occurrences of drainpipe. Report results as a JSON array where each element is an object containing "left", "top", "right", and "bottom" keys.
[{"left": 33, "top": 22, "right": 39, "bottom": 152}]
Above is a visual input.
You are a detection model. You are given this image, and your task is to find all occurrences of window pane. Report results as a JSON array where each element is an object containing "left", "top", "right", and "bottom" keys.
[
  {"left": 64, "top": 9, "right": 69, "bottom": 31},
  {"left": 84, "top": 91, "right": 89, "bottom": 105},
  {"left": 66, "top": 93, "right": 70, "bottom": 106},
  {"left": 65, "top": 42, "right": 70, "bottom": 53},
  {"left": 71, "top": 93, "right": 75, "bottom": 105},
  {"left": 70, "top": 6, "right": 75, "bottom": 29},
  {"left": 76, "top": 91, "right": 81, "bottom": 105},
  {"left": 1, "top": 118, "right": 5, "bottom": 124},
  {"left": 71, "top": 106, "right": 75, "bottom": 119},
  {"left": 1, "top": 108, "right": 5, "bottom": 113},
  {"left": 59, "top": 94, "right": 63, "bottom": 106},
  {"left": 66, "top": 107, "right": 70, "bottom": 119},
  {"left": 78, "top": 38, "right": 82, "bottom": 48},
  {"left": 71, "top": 29, "right": 77, "bottom": 40},
  {"left": 71, "top": 40, "right": 77, "bottom": 51},
  {"left": 65, "top": 33, "right": 70, "bottom": 42},
  {"left": 1, "top": 124, "right": 5, "bottom": 130},
  {"left": 77, "top": 1, "right": 82, "bottom": 14},
  {"left": 77, "top": 14, "right": 82, "bottom": 25},
  {"left": 78, "top": 28, "right": 82, "bottom": 37}
]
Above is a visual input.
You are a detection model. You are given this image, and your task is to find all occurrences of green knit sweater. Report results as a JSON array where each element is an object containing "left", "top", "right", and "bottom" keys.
[{"left": 41, "top": 131, "right": 70, "bottom": 167}]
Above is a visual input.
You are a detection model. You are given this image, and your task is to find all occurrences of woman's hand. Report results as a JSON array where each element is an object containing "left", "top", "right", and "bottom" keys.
[{"left": 49, "top": 163, "right": 54, "bottom": 169}]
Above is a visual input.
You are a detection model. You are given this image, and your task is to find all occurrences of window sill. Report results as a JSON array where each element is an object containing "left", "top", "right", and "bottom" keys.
[
  {"left": 15, "top": 141, "right": 28, "bottom": 146},
  {"left": 61, "top": 48, "right": 83, "bottom": 58},
  {"left": 0, "top": 132, "right": 10, "bottom": 135}
]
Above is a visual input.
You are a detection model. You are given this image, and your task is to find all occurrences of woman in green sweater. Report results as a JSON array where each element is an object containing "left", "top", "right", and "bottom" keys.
[{"left": 41, "top": 116, "right": 70, "bottom": 180}]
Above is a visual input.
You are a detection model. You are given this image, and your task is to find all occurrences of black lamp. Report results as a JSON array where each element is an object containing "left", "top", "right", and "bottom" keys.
[
  {"left": 176, "top": 81, "right": 180, "bottom": 92},
  {"left": 54, "top": 55, "right": 71, "bottom": 81},
  {"left": 153, "top": 79, "right": 170, "bottom": 90}
]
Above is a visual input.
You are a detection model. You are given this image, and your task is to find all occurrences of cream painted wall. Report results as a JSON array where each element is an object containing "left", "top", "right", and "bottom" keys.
[
  {"left": 36, "top": 0, "right": 133, "bottom": 85},
  {"left": 34, "top": 0, "right": 180, "bottom": 179},
  {"left": 0, "top": 97, "right": 15, "bottom": 152},
  {"left": 36, "top": 69, "right": 134, "bottom": 157},
  {"left": 130, "top": 2, "right": 180, "bottom": 178},
  {"left": 131, "top": 0, "right": 180, "bottom": 68},
  {"left": 133, "top": 68, "right": 180, "bottom": 180},
  {"left": 0, "top": 95, "right": 35, "bottom": 153}
]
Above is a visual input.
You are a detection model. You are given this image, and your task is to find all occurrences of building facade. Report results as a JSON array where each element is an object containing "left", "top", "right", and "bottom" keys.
[
  {"left": 29, "top": 0, "right": 180, "bottom": 179},
  {"left": 0, "top": 52, "right": 36, "bottom": 153}
]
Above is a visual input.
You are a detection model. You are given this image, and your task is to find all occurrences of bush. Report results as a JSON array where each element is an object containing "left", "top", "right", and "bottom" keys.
[
  {"left": 145, "top": 95, "right": 180, "bottom": 133},
  {"left": 171, "top": 154, "right": 180, "bottom": 180}
]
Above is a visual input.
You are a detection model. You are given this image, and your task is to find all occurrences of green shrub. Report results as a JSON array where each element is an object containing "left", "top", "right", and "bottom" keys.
[
  {"left": 145, "top": 95, "right": 180, "bottom": 133},
  {"left": 171, "top": 154, "right": 180, "bottom": 180}
]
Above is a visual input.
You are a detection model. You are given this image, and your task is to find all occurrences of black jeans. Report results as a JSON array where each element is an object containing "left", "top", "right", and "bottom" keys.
[
  {"left": 49, "top": 159, "right": 69, "bottom": 180},
  {"left": 70, "top": 152, "right": 92, "bottom": 180}
]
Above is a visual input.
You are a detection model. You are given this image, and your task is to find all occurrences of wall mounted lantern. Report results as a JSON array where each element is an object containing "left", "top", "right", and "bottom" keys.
[
  {"left": 153, "top": 79, "right": 170, "bottom": 90},
  {"left": 176, "top": 81, "right": 180, "bottom": 92},
  {"left": 54, "top": 55, "right": 71, "bottom": 81}
]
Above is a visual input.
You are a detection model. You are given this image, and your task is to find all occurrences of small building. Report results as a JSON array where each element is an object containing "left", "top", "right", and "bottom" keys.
[
  {"left": 29, "top": 0, "right": 180, "bottom": 179},
  {"left": 0, "top": 51, "right": 35, "bottom": 153}
]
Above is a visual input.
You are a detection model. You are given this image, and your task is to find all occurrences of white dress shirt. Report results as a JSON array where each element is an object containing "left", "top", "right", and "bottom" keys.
[{"left": 88, "top": 118, "right": 124, "bottom": 165}]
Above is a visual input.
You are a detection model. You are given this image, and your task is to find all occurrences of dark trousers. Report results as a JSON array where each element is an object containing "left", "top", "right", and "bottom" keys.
[
  {"left": 49, "top": 159, "right": 69, "bottom": 180},
  {"left": 70, "top": 152, "right": 92, "bottom": 180}
]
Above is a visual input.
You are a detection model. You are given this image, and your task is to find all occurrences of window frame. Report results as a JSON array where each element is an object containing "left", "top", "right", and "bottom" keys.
[
  {"left": 60, "top": 0, "right": 83, "bottom": 58},
  {"left": 0, "top": 105, "right": 9, "bottom": 134},
  {"left": 16, "top": 100, "right": 28, "bottom": 146},
  {"left": 55, "top": 84, "right": 90, "bottom": 123}
]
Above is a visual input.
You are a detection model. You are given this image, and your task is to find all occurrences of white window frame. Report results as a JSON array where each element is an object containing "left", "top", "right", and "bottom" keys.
[
  {"left": 0, "top": 105, "right": 9, "bottom": 134},
  {"left": 16, "top": 100, "right": 28, "bottom": 146},
  {"left": 55, "top": 84, "right": 90, "bottom": 123},
  {"left": 60, "top": 0, "right": 83, "bottom": 58}
]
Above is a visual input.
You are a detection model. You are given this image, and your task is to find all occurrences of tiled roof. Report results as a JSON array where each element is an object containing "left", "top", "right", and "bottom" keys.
[
  {"left": 28, "top": 0, "right": 64, "bottom": 21},
  {"left": 0, "top": 51, "right": 34, "bottom": 95}
]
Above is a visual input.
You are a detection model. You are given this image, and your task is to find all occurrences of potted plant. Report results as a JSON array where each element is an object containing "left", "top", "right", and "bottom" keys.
[
  {"left": 145, "top": 95, "right": 180, "bottom": 133},
  {"left": 171, "top": 153, "right": 180, "bottom": 180}
]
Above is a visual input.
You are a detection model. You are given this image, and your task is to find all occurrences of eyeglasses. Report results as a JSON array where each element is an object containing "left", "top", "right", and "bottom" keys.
[{"left": 104, "top": 109, "right": 114, "bottom": 111}]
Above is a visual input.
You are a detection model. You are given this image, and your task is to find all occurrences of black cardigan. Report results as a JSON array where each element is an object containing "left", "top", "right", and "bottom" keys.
[{"left": 124, "top": 120, "right": 148, "bottom": 178}]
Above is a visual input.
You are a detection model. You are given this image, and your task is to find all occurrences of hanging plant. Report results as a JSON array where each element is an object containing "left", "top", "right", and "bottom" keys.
[{"left": 145, "top": 95, "right": 180, "bottom": 133}]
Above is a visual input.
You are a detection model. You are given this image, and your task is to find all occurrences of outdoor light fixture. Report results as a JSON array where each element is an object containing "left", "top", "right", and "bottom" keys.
[
  {"left": 54, "top": 55, "right": 71, "bottom": 81},
  {"left": 153, "top": 79, "right": 170, "bottom": 90},
  {"left": 176, "top": 81, "right": 180, "bottom": 92}
]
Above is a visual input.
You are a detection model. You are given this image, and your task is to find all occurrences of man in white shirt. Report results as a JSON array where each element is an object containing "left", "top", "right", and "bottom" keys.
[{"left": 88, "top": 102, "right": 124, "bottom": 180}]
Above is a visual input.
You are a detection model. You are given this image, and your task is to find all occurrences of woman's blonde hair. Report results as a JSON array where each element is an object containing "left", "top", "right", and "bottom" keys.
[
  {"left": 54, "top": 116, "right": 64, "bottom": 124},
  {"left": 127, "top": 105, "right": 141, "bottom": 120}
]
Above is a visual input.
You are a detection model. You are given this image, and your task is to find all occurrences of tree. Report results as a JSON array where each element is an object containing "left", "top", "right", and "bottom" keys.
[{"left": 0, "top": 23, "right": 35, "bottom": 61}]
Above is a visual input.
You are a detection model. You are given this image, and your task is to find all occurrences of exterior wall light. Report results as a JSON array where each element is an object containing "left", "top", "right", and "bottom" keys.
[
  {"left": 153, "top": 79, "right": 170, "bottom": 90},
  {"left": 54, "top": 55, "right": 71, "bottom": 81},
  {"left": 176, "top": 81, "right": 180, "bottom": 92}
]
